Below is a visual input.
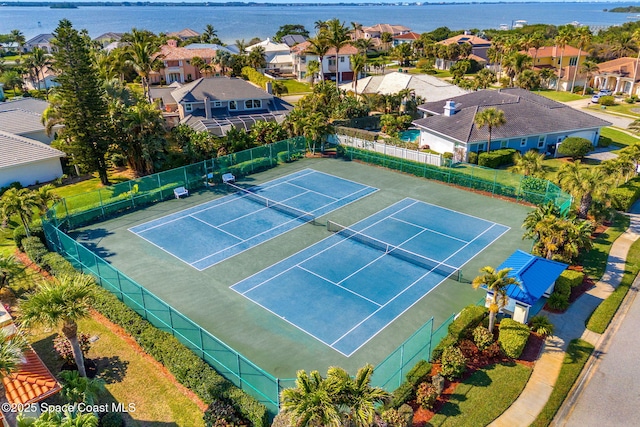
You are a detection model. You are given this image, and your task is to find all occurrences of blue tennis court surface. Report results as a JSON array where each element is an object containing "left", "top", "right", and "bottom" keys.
[
  {"left": 231, "top": 198, "right": 510, "bottom": 356},
  {"left": 129, "top": 169, "right": 377, "bottom": 270}
]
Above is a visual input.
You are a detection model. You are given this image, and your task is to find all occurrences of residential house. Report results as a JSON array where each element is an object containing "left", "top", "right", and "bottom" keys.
[
  {"left": 0, "top": 97, "right": 50, "bottom": 115},
  {"left": 525, "top": 45, "right": 588, "bottom": 91},
  {"left": 93, "top": 32, "right": 124, "bottom": 48},
  {"left": 164, "top": 77, "right": 293, "bottom": 136},
  {"left": 167, "top": 28, "right": 200, "bottom": 41},
  {"left": 435, "top": 33, "right": 491, "bottom": 70},
  {"left": 592, "top": 57, "right": 640, "bottom": 96},
  {"left": 339, "top": 71, "right": 469, "bottom": 103},
  {"left": 483, "top": 250, "right": 567, "bottom": 324},
  {"left": 281, "top": 34, "right": 307, "bottom": 48},
  {"left": 291, "top": 41, "right": 360, "bottom": 83},
  {"left": 246, "top": 38, "right": 293, "bottom": 74},
  {"left": 24, "top": 65, "right": 59, "bottom": 92},
  {"left": 0, "top": 131, "right": 65, "bottom": 187},
  {"left": 0, "top": 109, "right": 55, "bottom": 144},
  {"left": 412, "top": 88, "right": 611, "bottom": 161},
  {"left": 362, "top": 24, "right": 411, "bottom": 39},
  {"left": 392, "top": 32, "right": 421, "bottom": 47},
  {"left": 0, "top": 41, "right": 18, "bottom": 52},
  {"left": 25, "top": 34, "right": 55, "bottom": 53},
  {"left": 149, "top": 39, "right": 219, "bottom": 85}
]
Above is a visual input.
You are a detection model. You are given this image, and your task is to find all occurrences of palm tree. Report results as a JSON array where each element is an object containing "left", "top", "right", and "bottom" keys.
[
  {"left": 325, "top": 18, "right": 350, "bottom": 85},
  {"left": 350, "top": 22, "right": 363, "bottom": 40},
  {"left": 235, "top": 39, "right": 248, "bottom": 53},
  {"left": 0, "top": 255, "right": 23, "bottom": 290},
  {"left": 631, "top": 28, "right": 640, "bottom": 96},
  {"left": 123, "top": 29, "right": 163, "bottom": 101},
  {"left": 349, "top": 54, "right": 367, "bottom": 95},
  {"left": 0, "top": 329, "right": 27, "bottom": 379},
  {"left": 354, "top": 38, "right": 374, "bottom": 55},
  {"left": 59, "top": 370, "right": 105, "bottom": 405},
  {"left": 554, "top": 27, "right": 573, "bottom": 91},
  {"left": 380, "top": 32, "right": 393, "bottom": 51},
  {"left": 247, "top": 46, "right": 267, "bottom": 69},
  {"left": 326, "top": 364, "right": 389, "bottom": 427},
  {"left": 474, "top": 107, "right": 506, "bottom": 154},
  {"left": 306, "top": 60, "right": 320, "bottom": 86},
  {"left": 558, "top": 161, "right": 610, "bottom": 219},
  {"left": 512, "top": 150, "right": 545, "bottom": 177},
  {"left": 201, "top": 24, "right": 219, "bottom": 44},
  {"left": 27, "top": 47, "right": 50, "bottom": 93},
  {"left": 306, "top": 36, "right": 331, "bottom": 82},
  {"left": 472, "top": 266, "right": 520, "bottom": 332},
  {"left": 20, "top": 274, "right": 94, "bottom": 377},
  {"left": 580, "top": 61, "right": 599, "bottom": 95},
  {"left": 10, "top": 29, "right": 25, "bottom": 55},
  {"left": 522, "top": 202, "right": 562, "bottom": 243},
  {"left": 314, "top": 20, "right": 328, "bottom": 32},
  {"left": 0, "top": 188, "right": 38, "bottom": 236},
  {"left": 570, "top": 27, "right": 592, "bottom": 93},
  {"left": 281, "top": 370, "right": 341, "bottom": 427},
  {"left": 34, "top": 184, "right": 61, "bottom": 215}
]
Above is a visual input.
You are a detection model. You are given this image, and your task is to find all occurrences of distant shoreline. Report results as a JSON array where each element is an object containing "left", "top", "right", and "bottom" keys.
[{"left": 0, "top": 1, "right": 622, "bottom": 8}]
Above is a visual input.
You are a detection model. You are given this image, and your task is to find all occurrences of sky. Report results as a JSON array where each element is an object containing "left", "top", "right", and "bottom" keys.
[{"left": 5, "top": 0, "right": 631, "bottom": 3}]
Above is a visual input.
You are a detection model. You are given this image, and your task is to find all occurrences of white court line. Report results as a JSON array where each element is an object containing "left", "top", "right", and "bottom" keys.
[
  {"left": 332, "top": 222, "right": 510, "bottom": 355},
  {"left": 284, "top": 181, "right": 339, "bottom": 201},
  {"left": 390, "top": 217, "right": 469, "bottom": 244},
  {"left": 188, "top": 214, "right": 245, "bottom": 240},
  {"left": 297, "top": 266, "right": 383, "bottom": 307}
]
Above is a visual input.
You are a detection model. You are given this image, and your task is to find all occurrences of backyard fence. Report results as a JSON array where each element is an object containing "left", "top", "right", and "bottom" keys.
[{"left": 342, "top": 146, "right": 573, "bottom": 214}]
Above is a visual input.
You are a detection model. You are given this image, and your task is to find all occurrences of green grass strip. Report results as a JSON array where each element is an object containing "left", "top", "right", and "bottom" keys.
[
  {"left": 600, "top": 127, "right": 640, "bottom": 148},
  {"left": 428, "top": 362, "right": 532, "bottom": 427},
  {"left": 535, "top": 90, "right": 586, "bottom": 103},
  {"left": 530, "top": 339, "right": 594, "bottom": 427},
  {"left": 586, "top": 236, "right": 640, "bottom": 333},
  {"left": 579, "top": 212, "right": 630, "bottom": 281}
]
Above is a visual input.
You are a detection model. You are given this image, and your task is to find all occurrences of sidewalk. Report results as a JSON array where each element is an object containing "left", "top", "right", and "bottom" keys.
[{"left": 490, "top": 201, "right": 640, "bottom": 427}]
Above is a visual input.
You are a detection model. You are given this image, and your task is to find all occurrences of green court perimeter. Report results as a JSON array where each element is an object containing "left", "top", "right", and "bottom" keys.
[{"left": 71, "top": 157, "right": 532, "bottom": 378}]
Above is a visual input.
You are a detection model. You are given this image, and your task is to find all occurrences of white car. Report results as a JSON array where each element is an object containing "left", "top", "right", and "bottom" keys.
[{"left": 598, "top": 89, "right": 613, "bottom": 96}]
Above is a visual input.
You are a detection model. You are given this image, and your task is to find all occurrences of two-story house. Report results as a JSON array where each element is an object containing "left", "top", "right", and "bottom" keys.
[
  {"left": 392, "top": 32, "right": 421, "bottom": 47},
  {"left": 592, "top": 57, "right": 640, "bottom": 96},
  {"left": 525, "top": 45, "right": 588, "bottom": 91},
  {"left": 246, "top": 38, "right": 293, "bottom": 74},
  {"left": 161, "top": 77, "right": 293, "bottom": 136},
  {"left": 149, "top": 39, "right": 219, "bottom": 85},
  {"left": 361, "top": 24, "right": 411, "bottom": 39},
  {"left": 291, "top": 41, "right": 360, "bottom": 83},
  {"left": 435, "top": 33, "right": 491, "bottom": 70}
]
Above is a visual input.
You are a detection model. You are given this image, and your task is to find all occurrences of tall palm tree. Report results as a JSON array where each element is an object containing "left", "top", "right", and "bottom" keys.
[
  {"left": 554, "top": 27, "right": 574, "bottom": 91},
  {"left": 201, "top": 24, "right": 219, "bottom": 44},
  {"left": 306, "top": 60, "right": 320, "bottom": 86},
  {"left": 350, "top": 21, "right": 363, "bottom": 40},
  {"left": 522, "top": 202, "right": 562, "bottom": 243},
  {"left": 20, "top": 274, "right": 94, "bottom": 377},
  {"left": 123, "top": 29, "right": 163, "bottom": 101},
  {"left": 349, "top": 54, "right": 367, "bottom": 95},
  {"left": 307, "top": 36, "right": 331, "bottom": 82},
  {"left": 325, "top": 18, "right": 350, "bottom": 86},
  {"left": 580, "top": 61, "right": 599, "bottom": 95},
  {"left": 27, "top": 47, "right": 50, "bottom": 93},
  {"left": 570, "top": 26, "right": 592, "bottom": 93},
  {"left": 472, "top": 266, "right": 520, "bottom": 332},
  {"left": 281, "top": 370, "right": 341, "bottom": 427},
  {"left": 235, "top": 39, "right": 248, "bottom": 53},
  {"left": 247, "top": 45, "right": 267, "bottom": 69},
  {"left": 558, "top": 161, "right": 610, "bottom": 219},
  {"left": 0, "top": 255, "right": 23, "bottom": 290},
  {"left": 474, "top": 107, "right": 506, "bottom": 154},
  {"left": 0, "top": 188, "right": 38, "bottom": 236},
  {"left": 512, "top": 150, "right": 545, "bottom": 177},
  {"left": 326, "top": 364, "right": 389, "bottom": 427},
  {"left": 34, "top": 184, "right": 61, "bottom": 215},
  {"left": 354, "top": 38, "right": 374, "bottom": 55},
  {"left": 10, "top": 29, "right": 25, "bottom": 55},
  {"left": 380, "top": 32, "right": 393, "bottom": 51},
  {"left": 631, "top": 28, "right": 640, "bottom": 96},
  {"left": 314, "top": 20, "right": 328, "bottom": 32}
]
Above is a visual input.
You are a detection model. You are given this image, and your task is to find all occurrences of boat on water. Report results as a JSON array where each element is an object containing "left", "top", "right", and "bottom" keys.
[{"left": 512, "top": 19, "right": 528, "bottom": 28}]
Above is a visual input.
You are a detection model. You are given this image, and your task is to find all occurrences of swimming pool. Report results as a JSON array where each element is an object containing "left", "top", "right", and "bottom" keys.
[{"left": 399, "top": 129, "right": 420, "bottom": 142}]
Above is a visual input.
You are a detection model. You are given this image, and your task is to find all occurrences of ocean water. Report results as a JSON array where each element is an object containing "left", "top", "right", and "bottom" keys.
[{"left": 0, "top": 2, "right": 637, "bottom": 44}]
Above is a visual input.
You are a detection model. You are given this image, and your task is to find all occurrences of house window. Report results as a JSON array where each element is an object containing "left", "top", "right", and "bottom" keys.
[
  {"left": 569, "top": 57, "right": 578, "bottom": 66},
  {"left": 213, "top": 101, "right": 222, "bottom": 108},
  {"left": 244, "top": 100, "right": 262, "bottom": 110},
  {"left": 300, "top": 55, "right": 306, "bottom": 63},
  {"left": 229, "top": 101, "right": 237, "bottom": 111},
  {"left": 500, "top": 140, "right": 507, "bottom": 148},
  {"left": 477, "top": 143, "right": 485, "bottom": 152},
  {"left": 340, "top": 56, "right": 345, "bottom": 63},
  {"left": 538, "top": 135, "right": 546, "bottom": 148},
  {"left": 520, "top": 138, "right": 527, "bottom": 147},
  {"left": 185, "top": 104, "right": 192, "bottom": 112},
  {"left": 329, "top": 58, "right": 336, "bottom": 66}
]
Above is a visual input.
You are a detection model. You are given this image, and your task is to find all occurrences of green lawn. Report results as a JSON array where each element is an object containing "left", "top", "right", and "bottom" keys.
[
  {"left": 535, "top": 90, "right": 586, "bottom": 103},
  {"left": 586, "top": 235, "right": 640, "bottom": 333},
  {"left": 578, "top": 212, "right": 630, "bottom": 282},
  {"left": 280, "top": 79, "right": 311, "bottom": 94},
  {"left": 586, "top": 102, "right": 640, "bottom": 119},
  {"left": 600, "top": 127, "right": 640, "bottom": 149},
  {"left": 530, "top": 339, "right": 594, "bottom": 427},
  {"left": 427, "top": 363, "right": 532, "bottom": 427}
]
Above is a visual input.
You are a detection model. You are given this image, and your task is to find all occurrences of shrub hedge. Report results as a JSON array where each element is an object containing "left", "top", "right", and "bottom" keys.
[
  {"left": 478, "top": 148, "right": 517, "bottom": 168},
  {"left": 20, "top": 240, "right": 268, "bottom": 426},
  {"left": 498, "top": 318, "right": 530, "bottom": 359},
  {"left": 405, "top": 360, "right": 432, "bottom": 386},
  {"left": 610, "top": 177, "right": 640, "bottom": 211},
  {"left": 556, "top": 270, "right": 584, "bottom": 290},
  {"left": 22, "top": 236, "right": 49, "bottom": 265},
  {"left": 241, "top": 66, "right": 269, "bottom": 89},
  {"left": 448, "top": 305, "right": 488, "bottom": 341},
  {"left": 390, "top": 381, "right": 415, "bottom": 409}
]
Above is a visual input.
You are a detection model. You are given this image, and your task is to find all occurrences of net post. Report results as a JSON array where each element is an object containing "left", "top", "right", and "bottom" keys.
[
  {"left": 183, "top": 166, "right": 189, "bottom": 189},
  {"left": 98, "top": 189, "right": 105, "bottom": 219}
]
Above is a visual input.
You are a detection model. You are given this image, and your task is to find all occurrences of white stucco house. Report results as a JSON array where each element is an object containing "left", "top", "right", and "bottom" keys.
[{"left": 0, "top": 131, "right": 65, "bottom": 187}]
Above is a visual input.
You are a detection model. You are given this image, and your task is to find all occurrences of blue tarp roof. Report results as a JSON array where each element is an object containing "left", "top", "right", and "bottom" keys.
[{"left": 497, "top": 250, "right": 568, "bottom": 306}]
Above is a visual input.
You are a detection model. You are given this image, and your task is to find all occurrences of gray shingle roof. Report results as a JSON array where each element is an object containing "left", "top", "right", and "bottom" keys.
[
  {"left": 0, "top": 131, "right": 64, "bottom": 169},
  {"left": 0, "top": 98, "right": 49, "bottom": 115},
  {"left": 26, "top": 34, "right": 54, "bottom": 45},
  {"left": 171, "top": 77, "right": 274, "bottom": 104},
  {"left": 413, "top": 88, "right": 612, "bottom": 143},
  {"left": 0, "top": 109, "right": 45, "bottom": 135}
]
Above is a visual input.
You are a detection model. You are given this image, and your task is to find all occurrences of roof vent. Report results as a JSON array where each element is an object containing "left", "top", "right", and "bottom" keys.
[{"left": 444, "top": 100, "right": 458, "bottom": 116}]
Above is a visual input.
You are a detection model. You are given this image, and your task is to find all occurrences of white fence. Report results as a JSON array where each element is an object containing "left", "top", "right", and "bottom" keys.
[{"left": 331, "top": 133, "right": 444, "bottom": 167}]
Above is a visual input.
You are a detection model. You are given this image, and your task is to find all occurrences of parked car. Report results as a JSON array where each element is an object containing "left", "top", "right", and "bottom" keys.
[
  {"left": 598, "top": 89, "right": 613, "bottom": 96},
  {"left": 591, "top": 94, "right": 601, "bottom": 103}
]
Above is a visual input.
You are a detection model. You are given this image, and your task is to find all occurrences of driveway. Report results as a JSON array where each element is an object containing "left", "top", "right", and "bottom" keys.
[{"left": 564, "top": 98, "right": 635, "bottom": 129}]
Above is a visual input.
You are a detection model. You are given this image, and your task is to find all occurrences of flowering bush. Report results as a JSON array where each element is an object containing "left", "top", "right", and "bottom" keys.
[
  {"left": 473, "top": 326, "right": 494, "bottom": 351},
  {"left": 53, "top": 333, "right": 92, "bottom": 363},
  {"left": 439, "top": 346, "right": 467, "bottom": 380},
  {"left": 416, "top": 382, "right": 439, "bottom": 409}
]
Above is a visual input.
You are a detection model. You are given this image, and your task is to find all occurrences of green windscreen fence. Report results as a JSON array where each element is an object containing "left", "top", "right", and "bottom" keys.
[{"left": 342, "top": 147, "right": 573, "bottom": 214}]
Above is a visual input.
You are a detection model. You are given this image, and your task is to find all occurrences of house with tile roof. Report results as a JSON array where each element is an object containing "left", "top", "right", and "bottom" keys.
[
  {"left": 435, "top": 33, "right": 492, "bottom": 70},
  {"left": 159, "top": 77, "right": 292, "bottom": 137},
  {"left": 592, "top": 57, "right": 640, "bottom": 96},
  {"left": 149, "top": 39, "right": 220, "bottom": 85},
  {"left": 339, "top": 71, "right": 469, "bottom": 103},
  {"left": 524, "top": 45, "right": 588, "bottom": 91},
  {"left": 93, "top": 32, "right": 124, "bottom": 48},
  {"left": 167, "top": 28, "right": 200, "bottom": 41},
  {"left": 392, "top": 32, "right": 421, "bottom": 47},
  {"left": 412, "top": 88, "right": 611, "bottom": 161},
  {"left": 362, "top": 24, "right": 411, "bottom": 39},
  {"left": 291, "top": 42, "right": 360, "bottom": 83},
  {"left": 483, "top": 250, "right": 567, "bottom": 323},
  {"left": 0, "top": 131, "right": 65, "bottom": 187},
  {"left": 25, "top": 34, "right": 55, "bottom": 53}
]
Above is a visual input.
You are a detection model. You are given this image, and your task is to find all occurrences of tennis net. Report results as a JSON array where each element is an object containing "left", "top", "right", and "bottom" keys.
[
  {"left": 227, "top": 183, "right": 315, "bottom": 223},
  {"left": 327, "top": 220, "right": 461, "bottom": 281}
]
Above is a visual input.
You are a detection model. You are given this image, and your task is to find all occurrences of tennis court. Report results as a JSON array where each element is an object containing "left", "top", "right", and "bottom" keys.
[
  {"left": 232, "top": 198, "right": 510, "bottom": 356},
  {"left": 129, "top": 169, "right": 377, "bottom": 270}
]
